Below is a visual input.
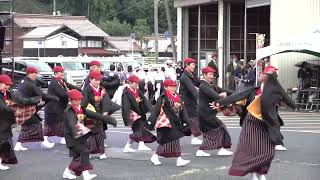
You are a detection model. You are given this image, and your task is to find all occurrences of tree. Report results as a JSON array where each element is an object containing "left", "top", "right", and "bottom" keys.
[
  {"left": 98, "top": 17, "right": 132, "bottom": 36},
  {"left": 133, "top": 19, "right": 151, "bottom": 45}
]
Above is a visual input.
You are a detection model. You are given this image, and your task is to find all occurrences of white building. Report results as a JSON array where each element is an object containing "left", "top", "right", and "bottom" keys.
[{"left": 175, "top": 0, "right": 320, "bottom": 89}]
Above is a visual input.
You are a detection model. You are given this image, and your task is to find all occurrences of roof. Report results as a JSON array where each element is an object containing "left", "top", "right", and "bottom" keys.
[
  {"left": 12, "top": 13, "right": 109, "bottom": 38},
  {"left": 106, "top": 37, "right": 144, "bottom": 52},
  {"left": 19, "top": 25, "right": 64, "bottom": 39}
]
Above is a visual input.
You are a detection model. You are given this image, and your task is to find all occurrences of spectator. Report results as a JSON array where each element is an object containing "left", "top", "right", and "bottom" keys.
[
  {"left": 208, "top": 51, "right": 219, "bottom": 79},
  {"left": 298, "top": 62, "right": 312, "bottom": 89},
  {"left": 176, "top": 61, "right": 183, "bottom": 81},
  {"left": 243, "top": 62, "right": 256, "bottom": 88},
  {"left": 165, "top": 60, "right": 177, "bottom": 81}
]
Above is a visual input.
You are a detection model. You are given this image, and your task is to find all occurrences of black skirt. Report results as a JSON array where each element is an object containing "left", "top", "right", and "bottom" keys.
[
  {"left": 18, "top": 122, "right": 44, "bottom": 143},
  {"left": 44, "top": 121, "right": 64, "bottom": 137},
  {"left": 156, "top": 139, "right": 181, "bottom": 158},
  {"left": 68, "top": 142, "right": 93, "bottom": 176},
  {"left": 199, "top": 121, "right": 231, "bottom": 150},
  {"left": 129, "top": 119, "right": 156, "bottom": 143},
  {"left": 229, "top": 114, "right": 275, "bottom": 176}
]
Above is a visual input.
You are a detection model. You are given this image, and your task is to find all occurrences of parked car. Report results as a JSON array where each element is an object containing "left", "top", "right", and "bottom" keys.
[
  {"left": 43, "top": 57, "right": 87, "bottom": 87},
  {"left": 1, "top": 58, "right": 53, "bottom": 88}
]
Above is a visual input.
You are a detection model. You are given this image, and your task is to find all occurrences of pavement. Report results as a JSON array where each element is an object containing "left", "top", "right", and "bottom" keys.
[{"left": 1, "top": 111, "right": 320, "bottom": 180}]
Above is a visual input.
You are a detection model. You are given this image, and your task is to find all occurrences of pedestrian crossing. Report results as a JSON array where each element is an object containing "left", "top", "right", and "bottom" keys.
[{"left": 38, "top": 110, "right": 320, "bottom": 134}]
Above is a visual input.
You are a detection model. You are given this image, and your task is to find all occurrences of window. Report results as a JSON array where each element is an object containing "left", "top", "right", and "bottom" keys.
[
  {"left": 62, "top": 62, "right": 84, "bottom": 70},
  {"left": 15, "top": 63, "right": 27, "bottom": 72},
  {"left": 25, "top": 61, "right": 52, "bottom": 72},
  {"left": 87, "top": 40, "right": 102, "bottom": 48}
]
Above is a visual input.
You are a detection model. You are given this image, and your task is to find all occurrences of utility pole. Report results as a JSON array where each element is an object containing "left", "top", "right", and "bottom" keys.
[
  {"left": 53, "top": 0, "right": 56, "bottom": 15},
  {"left": 154, "top": 0, "right": 159, "bottom": 63},
  {"left": 164, "top": 0, "right": 177, "bottom": 63}
]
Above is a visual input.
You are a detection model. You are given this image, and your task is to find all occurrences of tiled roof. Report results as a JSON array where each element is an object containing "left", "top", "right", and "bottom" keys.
[
  {"left": 19, "top": 25, "right": 64, "bottom": 39},
  {"left": 13, "top": 13, "right": 109, "bottom": 38},
  {"left": 106, "top": 37, "right": 144, "bottom": 52}
]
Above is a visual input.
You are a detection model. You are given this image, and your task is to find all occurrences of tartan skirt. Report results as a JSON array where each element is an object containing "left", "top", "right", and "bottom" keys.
[
  {"left": 199, "top": 122, "right": 232, "bottom": 150},
  {"left": 43, "top": 121, "right": 64, "bottom": 137},
  {"left": 0, "top": 138, "right": 18, "bottom": 164},
  {"left": 229, "top": 114, "right": 275, "bottom": 176},
  {"left": 190, "top": 117, "right": 202, "bottom": 137},
  {"left": 130, "top": 119, "right": 156, "bottom": 143},
  {"left": 156, "top": 139, "right": 181, "bottom": 158},
  {"left": 88, "top": 128, "right": 105, "bottom": 154},
  {"left": 18, "top": 122, "right": 44, "bottom": 143},
  {"left": 68, "top": 142, "right": 93, "bottom": 176}
]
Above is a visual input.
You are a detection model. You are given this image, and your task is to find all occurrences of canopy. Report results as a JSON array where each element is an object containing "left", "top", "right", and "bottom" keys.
[{"left": 256, "top": 27, "right": 320, "bottom": 59}]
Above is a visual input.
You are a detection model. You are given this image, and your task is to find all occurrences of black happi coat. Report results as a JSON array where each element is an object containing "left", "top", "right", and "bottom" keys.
[
  {"left": 147, "top": 93, "right": 190, "bottom": 145},
  {"left": 216, "top": 74, "right": 296, "bottom": 145},
  {"left": 179, "top": 70, "right": 200, "bottom": 118},
  {"left": 18, "top": 76, "right": 59, "bottom": 125},
  {"left": 198, "top": 80, "right": 232, "bottom": 132},
  {"left": 81, "top": 85, "right": 121, "bottom": 132},
  {"left": 0, "top": 91, "right": 40, "bottom": 140},
  {"left": 63, "top": 105, "right": 117, "bottom": 149},
  {"left": 45, "top": 77, "right": 80, "bottom": 125},
  {"left": 83, "top": 72, "right": 121, "bottom": 99},
  {"left": 121, "top": 87, "right": 152, "bottom": 126},
  {"left": 101, "top": 74, "right": 121, "bottom": 99}
]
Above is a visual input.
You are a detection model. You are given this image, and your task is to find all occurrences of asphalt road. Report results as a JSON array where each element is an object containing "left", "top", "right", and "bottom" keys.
[{"left": 1, "top": 111, "right": 320, "bottom": 180}]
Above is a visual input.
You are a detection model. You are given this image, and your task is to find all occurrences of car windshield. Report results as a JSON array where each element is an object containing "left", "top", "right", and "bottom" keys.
[
  {"left": 26, "top": 61, "right": 52, "bottom": 72},
  {"left": 62, "top": 62, "right": 84, "bottom": 70}
]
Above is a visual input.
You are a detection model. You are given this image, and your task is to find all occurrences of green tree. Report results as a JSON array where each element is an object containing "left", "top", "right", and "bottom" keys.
[
  {"left": 133, "top": 18, "right": 151, "bottom": 45},
  {"left": 98, "top": 17, "right": 132, "bottom": 36}
]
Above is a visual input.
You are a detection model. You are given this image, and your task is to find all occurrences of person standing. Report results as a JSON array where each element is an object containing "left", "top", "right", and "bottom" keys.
[
  {"left": 243, "top": 61, "right": 256, "bottom": 88},
  {"left": 179, "top": 58, "right": 202, "bottom": 145},
  {"left": 102, "top": 64, "right": 121, "bottom": 100},
  {"left": 14, "top": 67, "right": 58, "bottom": 151},
  {"left": 81, "top": 71, "right": 121, "bottom": 160},
  {"left": 147, "top": 79, "right": 191, "bottom": 167},
  {"left": 208, "top": 52, "right": 219, "bottom": 79},
  {"left": 121, "top": 75, "right": 156, "bottom": 153},
  {"left": 214, "top": 66, "right": 296, "bottom": 180},
  {"left": 165, "top": 60, "right": 177, "bottom": 82},
  {"left": 226, "top": 55, "right": 237, "bottom": 91},
  {"left": 195, "top": 67, "right": 233, "bottom": 157},
  {"left": 0, "top": 75, "right": 40, "bottom": 170},
  {"left": 44, "top": 66, "right": 81, "bottom": 146},
  {"left": 62, "top": 89, "right": 117, "bottom": 180}
]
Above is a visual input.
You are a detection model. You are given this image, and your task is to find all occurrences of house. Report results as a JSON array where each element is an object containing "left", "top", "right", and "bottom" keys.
[
  {"left": 105, "top": 37, "right": 144, "bottom": 57},
  {"left": 2, "top": 13, "right": 118, "bottom": 57},
  {"left": 143, "top": 34, "right": 177, "bottom": 58}
]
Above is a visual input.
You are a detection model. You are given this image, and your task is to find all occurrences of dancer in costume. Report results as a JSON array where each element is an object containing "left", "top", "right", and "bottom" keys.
[
  {"left": 121, "top": 75, "right": 156, "bottom": 153},
  {"left": 147, "top": 79, "right": 191, "bottom": 167},
  {"left": 214, "top": 66, "right": 296, "bottom": 180},
  {"left": 196, "top": 67, "right": 233, "bottom": 157},
  {"left": 62, "top": 89, "right": 117, "bottom": 180}
]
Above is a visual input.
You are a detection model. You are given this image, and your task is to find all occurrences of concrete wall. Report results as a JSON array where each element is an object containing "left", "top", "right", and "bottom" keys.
[{"left": 270, "top": 0, "right": 320, "bottom": 90}]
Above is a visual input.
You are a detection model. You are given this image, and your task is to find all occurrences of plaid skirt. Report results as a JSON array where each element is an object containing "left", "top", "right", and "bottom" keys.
[
  {"left": 43, "top": 121, "right": 64, "bottom": 137},
  {"left": 229, "top": 114, "right": 275, "bottom": 176},
  {"left": 88, "top": 129, "right": 105, "bottom": 154},
  {"left": 190, "top": 117, "right": 202, "bottom": 137},
  {"left": 156, "top": 139, "right": 181, "bottom": 158},
  {"left": 68, "top": 143, "right": 93, "bottom": 176},
  {"left": 130, "top": 119, "right": 156, "bottom": 143},
  {"left": 18, "top": 122, "right": 44, "bottom": 143},
  {"left": 0, "top": 138, "right": 18, "bottom": 164},
  {"left": 199, "top": 123, "right": 232, "bottom": 150}
]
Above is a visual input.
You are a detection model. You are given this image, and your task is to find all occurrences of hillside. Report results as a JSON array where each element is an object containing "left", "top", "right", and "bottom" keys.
[{"left": 0, "top": 0, "right": 177, "bottom": 37}]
